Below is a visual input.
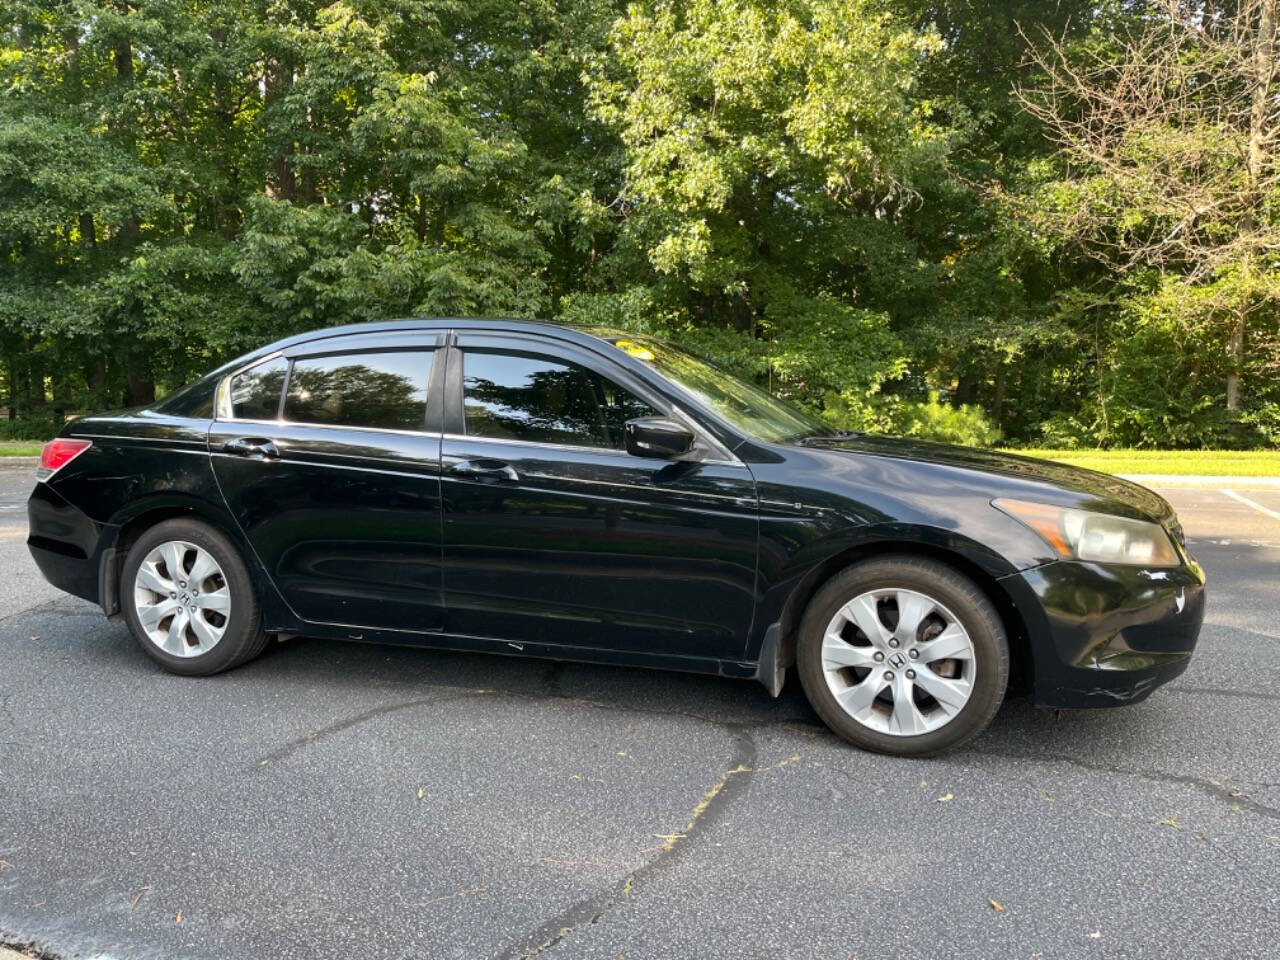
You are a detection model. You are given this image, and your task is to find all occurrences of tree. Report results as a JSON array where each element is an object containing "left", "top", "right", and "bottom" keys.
[
  {"left": 572, "top": 0, "right": 946, "bottom": 422},
  {"left": 0, "top": 0, "right": 622, "bottom": 423},
  {"left": 1018, "top": 0, "right": 1280, "bottom": 428}
]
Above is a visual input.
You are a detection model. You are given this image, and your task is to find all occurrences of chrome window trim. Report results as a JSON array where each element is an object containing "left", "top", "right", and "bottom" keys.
[
  {"left": 453, "top": 336, "right": 740, "bottom": 465},
  {"left": 217, "top": 346, "right": 439, "bottom": 433},
  {"left": 215, "top": 334, "right": 739, "bottom": 464},
  {"left": 440, "top": 430, "right": 741, "bottom": 467},
  {"left": 443, "top": 431, "right": 627, "bottom": 458},
  {"left": 214, "top": 416, "right": 439, "bottom": 440}
]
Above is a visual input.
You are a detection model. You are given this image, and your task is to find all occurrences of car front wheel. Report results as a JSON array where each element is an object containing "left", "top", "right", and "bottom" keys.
[
  {"left": 796, "top": 556, "right": 1009, "bottom": 756},
  {"left": 120, "top": 518, "right": 268, "bottom": 676}
]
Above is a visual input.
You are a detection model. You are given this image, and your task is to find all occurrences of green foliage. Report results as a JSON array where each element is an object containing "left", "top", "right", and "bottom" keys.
[
  {"left": 0, "top": 0, "right": 1275, "bottom": 449},
  {"left": 0, "top": 419, "right": 58, "bottom": 442},
  {"left": 883, "top": 394, "right": 1003, "bottom": 447},
  {"left": 821, "top": 391, "right": 1001, "bottom": 446}
]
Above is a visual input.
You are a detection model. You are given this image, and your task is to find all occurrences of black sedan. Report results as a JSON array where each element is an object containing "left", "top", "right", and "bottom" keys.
[{"left": 27, "top": 319, "right": 1206, "bottom": 755}]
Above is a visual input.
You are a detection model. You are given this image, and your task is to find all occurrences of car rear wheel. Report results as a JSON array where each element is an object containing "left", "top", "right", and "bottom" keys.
[
  {"left": 121, "top": 518, "right": 268, "bottom": 676},
  {"left": 796, "top": 556, "right": 1009, "bottom": 756}
]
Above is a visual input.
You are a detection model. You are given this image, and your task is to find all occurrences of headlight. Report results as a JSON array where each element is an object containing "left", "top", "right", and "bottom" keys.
[{"left": 994, "top": 499, "right": 1180, "bottom": 567}]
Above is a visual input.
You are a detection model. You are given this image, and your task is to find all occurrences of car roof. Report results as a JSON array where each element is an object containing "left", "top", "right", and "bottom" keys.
[
  {"left": 202, "top": 317, "right": 631, "bottom": 382},
  {"left": 276, "top": 317, "right": 626, "bottom": 353}
]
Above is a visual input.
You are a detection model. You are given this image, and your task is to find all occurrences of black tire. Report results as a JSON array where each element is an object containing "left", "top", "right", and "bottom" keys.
[
  {"left": 796, "top": 556, "right": 1008, "bottom": 757},
  {"left": 120, "top": 518, "right": 268, "bottom": 676}
]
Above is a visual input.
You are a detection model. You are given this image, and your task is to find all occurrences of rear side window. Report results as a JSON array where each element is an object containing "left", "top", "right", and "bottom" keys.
[
  {"left": 284, "top": 349, "right": 432, "bottom": 431},
  {"left": 462, "top": 348, "right": 658, "bottom": 449},
  {"left": 228, "top": 357, "right": 287, "bottom": 420}
]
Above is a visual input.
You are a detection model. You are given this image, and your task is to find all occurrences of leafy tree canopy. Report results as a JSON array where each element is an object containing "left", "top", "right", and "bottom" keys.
[{"left": 0, "top": 0, "right": 1276, "bottom": 448}]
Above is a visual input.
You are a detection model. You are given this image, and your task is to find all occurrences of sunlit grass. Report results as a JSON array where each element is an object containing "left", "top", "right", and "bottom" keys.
[
  {"left": 0, "top": 442, "right": 43, "bottom": 457},
  {"left": 1003, "top": 449, "right": 1280, "bottom": 477}
]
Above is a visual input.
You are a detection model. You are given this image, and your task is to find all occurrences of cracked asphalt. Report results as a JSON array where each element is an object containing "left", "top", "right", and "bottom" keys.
[{"left": 1, "top": 462, "right": 1278, "bottom": 959}]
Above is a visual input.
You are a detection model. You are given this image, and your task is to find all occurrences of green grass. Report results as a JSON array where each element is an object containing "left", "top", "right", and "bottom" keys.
[
  {"left": 1003, "top": 448, "right": 1280, "bottom": 477},
  {"left": 0, "top": 441, "right": 44, "bottom": 457}
]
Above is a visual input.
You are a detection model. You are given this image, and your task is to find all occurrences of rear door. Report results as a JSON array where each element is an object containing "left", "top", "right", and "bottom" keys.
[
  {"left": 439, "top": 332, "right": 759, "bottom": 661},
  {"left": 208, "top": 332, "right": 446, "bottom": 633}
]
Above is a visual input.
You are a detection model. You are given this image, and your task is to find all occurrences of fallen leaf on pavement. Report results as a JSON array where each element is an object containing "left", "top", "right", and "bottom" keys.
[
  {"left": 935, "top": 793, "right": 954, "bottom": 803},
  {"left": 988, "top": 899, "right": 1006, "bottom": 913},
  {"left": 175, "top": 911, "right": 183, "bottom": 925}
]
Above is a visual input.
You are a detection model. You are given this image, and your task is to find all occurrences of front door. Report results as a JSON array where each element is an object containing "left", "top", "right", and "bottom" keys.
[
  {"left": 209, "top": 334, "right": 446, "bottom": 633},
  {"left": 439, "top": 333, "right": 758, "bottom": 662}
]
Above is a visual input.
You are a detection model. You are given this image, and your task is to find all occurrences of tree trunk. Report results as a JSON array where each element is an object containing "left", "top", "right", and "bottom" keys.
[
  {"left": 1248, "top": 0, "right": 1276, "bottom": 188},
  {"left": 264, "top": 59, "right": 296, "bottom": 200},
  {"left": 5, "top": 356, "right": 16, "bottom": 420},
  {"left": 125, "top": 375, "right": 156, "bottom": 407},
  {"left": 953, "top": 372, "right": 978, "bottom": 405},
  {"left": 113, "top": 12, "right": 142, "bottom": 249},
  {"left": 1228, "top": 0, "right": 1278, "bottom": 413},
  {"left": 79, "top": 212, "right": 96, "bottom": 249},
  {"left": 416, "top": 195, "right": 428, "bottom": 242},
  {"left": 1226, "top": 309, "right": 1246, "bottom": 410},
  {"left": 52, "top": 370, "right": 74, "bottom": 422},
  {"left": 88, "top": 359, "right": 107, "bottom": 406},
  {"left": 25, "top": 350, "right": 44, "bottom": 418}
]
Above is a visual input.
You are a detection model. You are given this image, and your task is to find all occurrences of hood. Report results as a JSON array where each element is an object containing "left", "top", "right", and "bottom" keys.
[{"left": 794, "top": 435, "right": 1172, "bottom": 523}]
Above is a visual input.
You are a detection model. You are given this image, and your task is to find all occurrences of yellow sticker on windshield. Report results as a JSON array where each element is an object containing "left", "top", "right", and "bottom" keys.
[{"left": 614, "top": 340, "right": 655, "bottom": 361}]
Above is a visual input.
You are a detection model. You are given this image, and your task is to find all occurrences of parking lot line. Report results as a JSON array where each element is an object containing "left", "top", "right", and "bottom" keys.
[{"left": 1219, "top": 488, "right": 1280, "bottom": 521}]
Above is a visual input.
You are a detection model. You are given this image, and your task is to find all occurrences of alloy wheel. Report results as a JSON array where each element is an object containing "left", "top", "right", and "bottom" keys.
[
  {"left": 820, "top": 587, "right": 977, "bottom": 736},
  {"left": 132, "top": 539, "right": 232, "bottom": 657}
]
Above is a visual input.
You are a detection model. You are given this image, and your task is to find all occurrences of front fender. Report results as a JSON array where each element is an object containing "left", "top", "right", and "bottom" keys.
[{"left": 746, "top": 520, "right": 1028, "bottom": 664}]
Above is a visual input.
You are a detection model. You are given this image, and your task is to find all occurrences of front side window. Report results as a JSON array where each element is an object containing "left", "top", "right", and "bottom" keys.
[
  {"left": 598, "top": 334, "right": 835, "bottom": 443},
  {"left": 462, "top": 349, "right": 658, "bottom": 449},
  {"left": 228, "top": 357, "right": 287, "bottom": 420},
  {"left": 285, "top": 349, "right": 432, "bottom": 431}
]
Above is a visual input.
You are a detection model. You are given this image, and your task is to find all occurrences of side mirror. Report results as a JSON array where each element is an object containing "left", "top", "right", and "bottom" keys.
[{"left": 624, "top": 417, "right": 695, "bottom": 459}]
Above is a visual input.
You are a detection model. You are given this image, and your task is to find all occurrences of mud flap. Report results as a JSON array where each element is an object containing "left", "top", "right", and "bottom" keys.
[{"left": 753, "top": 623, "right": 787, "bottom": 698}]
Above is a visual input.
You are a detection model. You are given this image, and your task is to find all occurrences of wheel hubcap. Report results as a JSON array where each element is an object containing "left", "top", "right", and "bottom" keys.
[
  {"left": 821, "top": 587, "right": 976, "bottom": 737},
  {"left": 133, "top": 540, "right": 231, "bottom": 657}
]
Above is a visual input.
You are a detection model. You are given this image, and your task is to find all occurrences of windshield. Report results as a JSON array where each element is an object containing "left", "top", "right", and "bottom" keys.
[{"left": 598, "top": 334, "right": 837, "bottom": 443}]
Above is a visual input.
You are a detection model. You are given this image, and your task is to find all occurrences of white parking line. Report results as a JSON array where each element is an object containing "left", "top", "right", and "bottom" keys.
[{"left": 1220, "top": 488, "right": 1280, "bottom": 521}]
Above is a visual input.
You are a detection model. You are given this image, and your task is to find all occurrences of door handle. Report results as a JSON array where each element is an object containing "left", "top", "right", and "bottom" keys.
[
  {"left": 223, "top": 437, "right": 280, "bottom": 460},
  {"left": 448, "top": 458, "right": 519, "bottom": 483}
]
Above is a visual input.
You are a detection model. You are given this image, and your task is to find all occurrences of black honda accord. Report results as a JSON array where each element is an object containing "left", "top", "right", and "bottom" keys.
[{"left": 27, "top": 319, "right": 1205, "bottom": 755}]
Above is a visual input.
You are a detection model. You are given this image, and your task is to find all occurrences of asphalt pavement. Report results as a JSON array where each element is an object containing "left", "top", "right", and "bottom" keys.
[{"left": 1, "top": 462, "right": 1277, "bottom": 959}]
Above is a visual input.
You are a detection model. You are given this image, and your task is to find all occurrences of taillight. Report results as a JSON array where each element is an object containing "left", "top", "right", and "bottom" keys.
[{"left": 36, "top": 437, "right": 93, "bottom": 482}]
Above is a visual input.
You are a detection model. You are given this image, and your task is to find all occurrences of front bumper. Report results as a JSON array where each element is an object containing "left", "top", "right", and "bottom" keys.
[{"left": 1002, "top": 556, "right": 1206, "bottom": 709}]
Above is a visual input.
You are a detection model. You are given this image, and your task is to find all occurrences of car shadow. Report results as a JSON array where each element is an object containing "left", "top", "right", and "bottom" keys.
[{"left": 57, "top": 596, "right": 1239, "bottom": 765}]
